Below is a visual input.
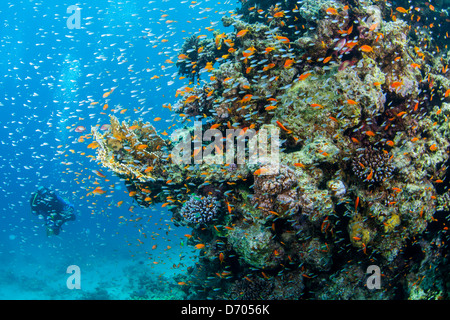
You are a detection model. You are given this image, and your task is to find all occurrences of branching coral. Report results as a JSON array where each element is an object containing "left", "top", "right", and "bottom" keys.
[{"left": 92, "top": 115, "right": 168, "bottom": 182}]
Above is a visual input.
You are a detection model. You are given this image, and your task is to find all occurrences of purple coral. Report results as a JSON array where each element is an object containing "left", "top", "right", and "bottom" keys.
[{"left": 180, "top": 194, "right": 219, "bottom": 225}]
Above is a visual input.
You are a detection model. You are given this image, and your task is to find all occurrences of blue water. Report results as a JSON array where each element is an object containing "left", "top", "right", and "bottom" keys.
[{"left": 0, "top": 0, "right": 233, "bottom": 299}]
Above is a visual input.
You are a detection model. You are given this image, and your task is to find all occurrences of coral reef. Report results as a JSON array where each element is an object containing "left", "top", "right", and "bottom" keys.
[{"left": 91, "top": 0, "right": 450, "bottom": 299}]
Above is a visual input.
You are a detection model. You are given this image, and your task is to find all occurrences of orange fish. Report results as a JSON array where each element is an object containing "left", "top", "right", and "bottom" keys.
[
  {"left": 254, "top": 168, "right": 268, "bottom": 176},
  {"left": 360, "top": 45, "right": 373, "bottom": 52},
  {"left": 351, "top": 137, "right": 360, "bottom": 144},
  {"left": 323, "top": 56, "right": 332, "bottom": 64},
  {"left": 369, "top": 23, "right": 379, "bottom": 31},
  {"left": 346, "top": 99, "right": 358, "bottom": 105},
  {"left": 242, "top": 47, "right": 256, "bottom": 58},
  {"left": 366, "top": 168, "right": 373, "bottom": 180},
  {"left": 346, "top": 24, "right": 353, "bottom": 35},
  {"left": 345, "top": 40, "right": 359, "bottom": 49},
  {"left": 87, "top": 142, "right": 99, "bottom": 149},
  {"left": 102, "top": 89, "right": 114, "bottom": 98},
  {"left": 240, "top": 94, "right": 253, "bottom": 103},
  {"left": 136, "top": 144, "right": 148, "bottom": 150},
  {"left": 264, "top": 47, "right": 275, "bottom": 54},
  {"left": 263, "top": 63, "right": 276, "bottom": 71},
  {"left": 284, "top": 59, "right": 295, "bottom": 68},
  {"left": 276, "top": 120, "right": 292, "bottom": 133},
  {"left": 391, "top": 81, "right": 403, "bottom": 88},
  {"left": 329, "top": 116, "right": 339, "bottom": 123},
  {"left": 275, "top": 36, "right": 290, "bottom": 43},
  {"left": 326, "top": 7, "right": 338, "bottom": 15},
  {"left": 184, "top": 95, "right": 199, "bottom": 105},
  {"left": 273, "top": 11, "right": 284, "bottom": 18},
  {"left": 365, "top": 131, "right": 376, "bottom": 137},
  {"left": 226, "top": 202, "right": 233, "bottom": 214},
  {"left": 92, "top": 187, "right": 106, "bottom": 195},
  {"left": 195, "top": 244, "right": 205, "bottom": 249},
  {"left": 298, "top": 73, "right": 311, "bottom": 81},
  {"left": 93, "top": 170, "right": 106, "bottom": 178},
  {"left": 236, "top": 29, "right": 249, "bottom": 37},
  {"left": 396, "top": 7, "right": 409, "bottom": 14}
]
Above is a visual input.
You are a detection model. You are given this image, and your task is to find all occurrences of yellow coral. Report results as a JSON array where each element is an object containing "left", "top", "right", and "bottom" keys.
[
  {"left": 92, "top": 115, "right": 167, "bottom": 182},
  {"left": 384, "top": 214, "right": 401, "bottom": 233},
  {"left": 349, "top": 216, "right": 372, "bottom": 248}
]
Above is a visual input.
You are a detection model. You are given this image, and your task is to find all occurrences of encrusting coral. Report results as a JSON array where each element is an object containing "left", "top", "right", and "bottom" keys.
[{"left": 91, "top": 0, "right": 450, "bottom": 299}]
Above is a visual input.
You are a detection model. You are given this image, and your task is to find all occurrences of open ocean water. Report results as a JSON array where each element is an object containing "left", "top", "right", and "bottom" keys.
[{"left": 0, "top": 0, "right": 233, "bottom": 300}]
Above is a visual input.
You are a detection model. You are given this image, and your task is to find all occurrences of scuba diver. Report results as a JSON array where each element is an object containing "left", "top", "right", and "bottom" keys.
[{"left": 30, "top": 186, "right": 76, "bottom": 236}]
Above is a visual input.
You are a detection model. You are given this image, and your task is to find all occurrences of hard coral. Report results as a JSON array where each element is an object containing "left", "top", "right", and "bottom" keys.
[
  {"left": 352, "top": 147, "right": 394, "bottom": 184},
  {"left": 252, "top": 164, "right": 298, "bottom": 217},
  {"left": 229, "top": 277, "right": 274, "bottom": 300},
  {"left": 180, "top": 194, "right": 219, "bottom": 226},
  {"left": 92, "top": 115, "right": 168, "bottom": 182}
]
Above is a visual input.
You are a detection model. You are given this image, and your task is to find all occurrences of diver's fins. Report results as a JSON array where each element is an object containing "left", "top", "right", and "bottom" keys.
[{"left": 46, "top": 227, "right": 54, "bottom": 237}]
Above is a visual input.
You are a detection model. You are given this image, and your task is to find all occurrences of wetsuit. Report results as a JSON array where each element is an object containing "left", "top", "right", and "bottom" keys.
[{"left": 30, "top": 187, "right": 75, "bottom": 235}]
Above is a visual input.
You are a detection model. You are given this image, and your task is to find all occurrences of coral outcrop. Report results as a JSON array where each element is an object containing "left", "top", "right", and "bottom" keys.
[{"left": 91, "top": 0, "right": 450, "bottom": 299}]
